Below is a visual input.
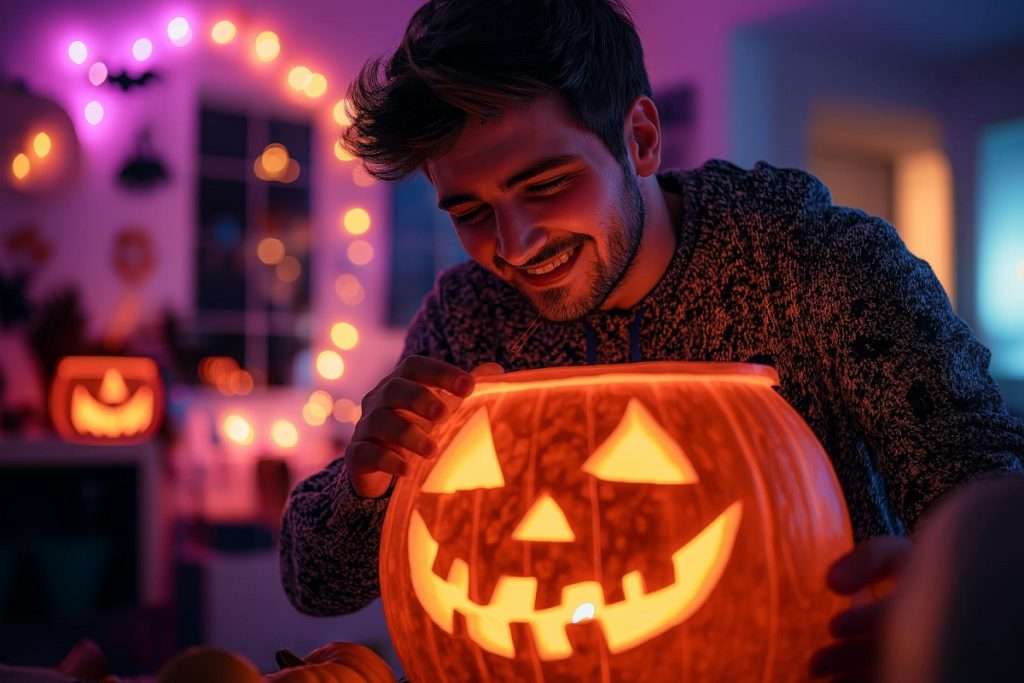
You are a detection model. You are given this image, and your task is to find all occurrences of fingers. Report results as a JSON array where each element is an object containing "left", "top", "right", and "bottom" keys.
[
  {"left": 354, "top": 407, "right": 435, "bottom": 458},
  {"left": 378, "top": 377, "right": 448, "bottom": 421},
  {"left": 348, "top": 440, "right": 409, "bottom": 477},
  {"left": 827, "top": 536, "right": 912, "bottom": 595},
  {"left": 809, "top": 637, "right": 876, "bottom": 680},
  {"left": 829, "top": 598, "right": 890, "bottom": 639},
  {"left": 396, "top": 355, "right": 475, "bottom": 396}
]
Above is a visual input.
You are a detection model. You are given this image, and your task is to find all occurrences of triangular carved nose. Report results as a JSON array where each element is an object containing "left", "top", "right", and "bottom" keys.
[
  {"left": 512, "top": 493, "right": 575, "bottom": 542},
  {"left": 98, "top": 369, "right": 129, "bottom": 404}
]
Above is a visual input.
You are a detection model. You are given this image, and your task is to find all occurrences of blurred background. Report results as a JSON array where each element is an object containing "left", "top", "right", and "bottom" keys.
[{"left": 0, "top": 0, "right": 1021, "bottom": 676}]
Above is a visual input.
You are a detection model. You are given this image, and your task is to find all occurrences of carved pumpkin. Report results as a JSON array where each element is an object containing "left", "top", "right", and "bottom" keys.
[
  {"left": 381, "top": 361, "right": 853, "bottom": 681},
  {"left": 50, "top": 356, "right": 163, "bottom": 444}
]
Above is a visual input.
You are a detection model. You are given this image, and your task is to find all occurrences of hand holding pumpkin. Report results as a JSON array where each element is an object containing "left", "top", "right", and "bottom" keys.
[
  {"left": 346, "top": 355, "right": 504, "bottom": 497},
  {"left": 810, "top": 535, "right": 912, "bottom": 680}
]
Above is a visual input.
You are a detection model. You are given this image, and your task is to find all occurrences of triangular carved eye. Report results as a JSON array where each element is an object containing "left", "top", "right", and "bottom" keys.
[
  {"left": 422, "top": 407, "right": 506, "bottom": 493},
  {"left": 512, "top": 493, "right": 575, "bottom": 542},
  {"left": 582, "top": 399, "right": 699, "bottom": 484}
]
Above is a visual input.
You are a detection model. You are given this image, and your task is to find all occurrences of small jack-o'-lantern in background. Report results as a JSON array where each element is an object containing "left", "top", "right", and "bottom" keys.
[
  {"left": 50, "top": 356, "right": 163, "bottom": 444},
  {"left": 381, "top": 362, "right": 853, "bottom": 682}
]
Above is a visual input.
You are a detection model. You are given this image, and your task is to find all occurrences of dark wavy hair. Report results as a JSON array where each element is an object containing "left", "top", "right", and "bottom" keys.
[{"left": 342, "top": 0, "right": 653, "bottom": 180}]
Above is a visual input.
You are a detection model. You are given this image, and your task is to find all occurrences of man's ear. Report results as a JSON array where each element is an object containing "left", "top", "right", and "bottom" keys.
[{"left": 624, "top": 96, "right": 662, "bottom": 177}]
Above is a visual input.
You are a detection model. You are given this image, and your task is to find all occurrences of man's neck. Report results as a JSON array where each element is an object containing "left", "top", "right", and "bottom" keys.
[{"left": 600, "top": 177, "right": 680, "bottom": 311}]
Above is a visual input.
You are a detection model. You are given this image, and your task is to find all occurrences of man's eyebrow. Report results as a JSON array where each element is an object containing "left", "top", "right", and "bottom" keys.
[{"left": 436, "top": 154, "right": 580, "bottom": 211}]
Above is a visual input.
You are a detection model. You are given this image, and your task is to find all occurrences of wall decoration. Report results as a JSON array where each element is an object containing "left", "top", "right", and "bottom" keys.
[
  {"left": 50, "top": 356, "right": 164, "bottom": 444},
  {"left": 1, "top": 84, "right": 80, "bottom": 195},
  {"left": 106, "top": 69, "right": 161, "bottom": 92},
  {"left": 381, "top": 362, "right": 853, "bottom": 681},
  {"left": 112, "top": 227, "right": 156, "bottom": 284},
  {"left": 117, "top": 129, "right": 170, "bottom": 190}
]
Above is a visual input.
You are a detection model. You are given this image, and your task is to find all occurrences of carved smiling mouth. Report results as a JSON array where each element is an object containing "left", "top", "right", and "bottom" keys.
[
  {"left": 70, "top": 384, "right": 155, "bottom": 438},
  {"left": 407, "top": 501, "right": 743, "bottom": 661}
]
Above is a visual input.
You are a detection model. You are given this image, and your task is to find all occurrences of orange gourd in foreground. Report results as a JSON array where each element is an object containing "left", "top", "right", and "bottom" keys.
[{"left": 381, "top": 361, "right": 853, "bottom": 681}]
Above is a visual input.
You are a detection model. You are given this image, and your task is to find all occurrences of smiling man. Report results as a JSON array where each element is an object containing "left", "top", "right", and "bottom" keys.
[{"left": 280, "top": 0, "right": 1024, "bottom": 678}]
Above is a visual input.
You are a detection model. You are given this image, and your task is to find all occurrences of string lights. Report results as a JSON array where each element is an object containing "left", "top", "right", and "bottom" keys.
[{"left": 51, "top": 9, "right": 379, "bottom": 439}]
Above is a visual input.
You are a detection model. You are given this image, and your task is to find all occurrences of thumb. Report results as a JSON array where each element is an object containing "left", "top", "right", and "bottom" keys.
[{"left": 472, "top": 362, "right": 505, "bottom": 377}]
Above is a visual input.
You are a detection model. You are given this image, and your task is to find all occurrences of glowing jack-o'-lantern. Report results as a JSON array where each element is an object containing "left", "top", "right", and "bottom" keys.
[
  {"left": 50, "top": 356, "right": 163, "bottom": 444},
  {"left": 380, "top": 362, "right": 853, "bottom": 682}
]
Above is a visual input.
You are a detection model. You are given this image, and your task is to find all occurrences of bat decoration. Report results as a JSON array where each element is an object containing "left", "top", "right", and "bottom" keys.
[{"left": 106, "top": 69, "right": 160, "bottom": 92}]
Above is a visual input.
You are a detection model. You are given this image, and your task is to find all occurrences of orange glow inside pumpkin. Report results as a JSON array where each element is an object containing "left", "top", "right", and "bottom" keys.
[
  {"left": 407, "top": 394, "right": 743, "bottom": 660},
  {"left": 51, "top": 356, "right": 162, "bottom": 443}
]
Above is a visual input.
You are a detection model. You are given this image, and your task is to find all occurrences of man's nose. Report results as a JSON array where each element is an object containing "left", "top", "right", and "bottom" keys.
[{"left": 494, "top": 206, "right": 545, "bottom": 267}]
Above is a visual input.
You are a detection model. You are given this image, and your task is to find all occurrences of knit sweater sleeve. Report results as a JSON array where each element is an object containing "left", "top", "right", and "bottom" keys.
[
  {"left": 801, "top": 208, "right": 1024, "bottom": 529},
  {"left": 280, "top": 286, "right": 454, "bottom": 615}
]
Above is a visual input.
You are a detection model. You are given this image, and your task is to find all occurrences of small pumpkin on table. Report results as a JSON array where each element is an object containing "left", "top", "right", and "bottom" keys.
[{"left": 271, "top": 642, "right": 397, "bottom": 683}]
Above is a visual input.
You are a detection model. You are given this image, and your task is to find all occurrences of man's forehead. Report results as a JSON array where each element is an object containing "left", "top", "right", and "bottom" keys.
[{"left": 426, "top": 95, "right": 590, "bottom": 187}]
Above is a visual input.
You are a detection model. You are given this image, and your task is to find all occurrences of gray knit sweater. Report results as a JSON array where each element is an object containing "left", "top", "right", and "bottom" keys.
[{"left": 280, "top": 160, "right": 1024, "bottom": 616}]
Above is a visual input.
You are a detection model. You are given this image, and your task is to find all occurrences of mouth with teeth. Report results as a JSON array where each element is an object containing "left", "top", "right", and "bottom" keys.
[
  {"left": 407, "top": 501, "right": 743, "bottom": 661},
  {"left": 519, "top": 241, "right": 583, "bottom": 287}
]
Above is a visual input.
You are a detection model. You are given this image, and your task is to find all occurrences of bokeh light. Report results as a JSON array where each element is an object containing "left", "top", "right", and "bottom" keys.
[
  {"left": 88, "top": 61, "right": 108, "bottom": 85},
  {"left": 333, "top": 398, "right": 361, "bottom": 424},
  {"left": 260, "top": 143, "right": 289, "bottom": 175},
  {"left": 211, "top": 20, "right": 237, "bottom": 45},
  {"left": 257, "top": 237, "right": 285, "bottom": 265},
  {"left": 330, "top": 321, "right": 359, "bottom": 350},
  {"left": 84, "top": 100, "right": 104, "bottom": 125},
  {"left": 333, "top": 99, "right": 352, "bottom": 127},
  {"left": 167, "top": 17, "right": 192, "bottom": 46},
  {"left": 334, "top": 140, "right": 354, "bottom": 162},
  {"left": 303, "top": 391, "right": 333, "bottom": 426},
  {"left": 342, "top": 207, "right": 371, "bottom": 235},
  {"left": 11, "top": 154, "right": 30, "bottom": 181},
  {"left": 347, "top": 240, "right": 374, "bottom": 266},
  {"left": 334, "top": 273, "right": 365, "bottom": 306},
  {"left": 1017, "top": 259, "right": 1024, "bottom": 282},
  {"left": 308, "top": 390, "right": 333, "bottom": 412},
  {"left": 302, "top": 402, "right": 328, "bottom": 426},
  {"left": 254, "top": 31, "right": 280, "bottom": 62},
  {"left": 316, "top": 350, "right": 345, "bottom": 380},
  {"left": 276, "top": 255, "right": 302, "bottom": 283},
  {"left": 352, "top": 165, "right": 376, "bottom": 187},
  {"left": 132, "top": 37, "right": 153, "bottom": 62},
  {"left": 223, "top": 414, "right": 254, "bottom": 445},
  {"left": 227, "top": 370, "right": 254, "bottom": 396},
  {"left": 68, "top": 40, "right": 87, "bottom": 65},
  {"left": 31, "top": 132, "right": 52, "bottom": 159},
  {"left": 287, "top": 66, "right": 312, "bottom": 91},
  {"left": 304, "top": 72, "right": 327, "bottom": 98},
  {"left": 271, "top": 419, "right": 299, "bottom": 448}
]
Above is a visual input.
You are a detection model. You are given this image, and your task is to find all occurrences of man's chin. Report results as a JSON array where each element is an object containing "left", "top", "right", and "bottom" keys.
[{"left": 527, "top": 287, "right": 593, "bottom": 322}]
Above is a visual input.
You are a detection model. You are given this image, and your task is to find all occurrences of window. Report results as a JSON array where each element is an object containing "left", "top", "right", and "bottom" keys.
[
  {"left": 194, "top": 106, "right": 312, "bottom": 385},
  {"left": 977, "top": 117, "right": 1024, "bottom": 379},
  {"left": 387, "top": 172, "right": 467, "bottom": 327}
]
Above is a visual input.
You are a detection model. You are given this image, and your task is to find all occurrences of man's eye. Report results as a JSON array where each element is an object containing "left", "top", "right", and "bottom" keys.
[
  {"left": 452, "top": 207, "right": 486, "bottom": 224},
  {"left": 527, "top": 175, "right": 573, "bottom": 194}
]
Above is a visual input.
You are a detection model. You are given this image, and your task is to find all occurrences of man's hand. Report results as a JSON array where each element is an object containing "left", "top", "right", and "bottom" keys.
[
  {"left": 346, "top": 356, "right": 503, "bottom": 497},
  {"left": 810, "top": 536, "right": 912, "bottom": 680}
]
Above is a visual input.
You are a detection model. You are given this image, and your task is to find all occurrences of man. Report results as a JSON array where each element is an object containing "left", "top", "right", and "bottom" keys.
[{"left": 281, "top": 0, "right": 1024, "bottom": 678}]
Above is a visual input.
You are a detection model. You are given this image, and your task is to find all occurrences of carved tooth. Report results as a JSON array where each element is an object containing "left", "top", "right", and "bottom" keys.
[{"left": 465, "top": 614, "right": 515, "bottom": 658}]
